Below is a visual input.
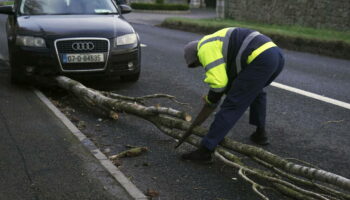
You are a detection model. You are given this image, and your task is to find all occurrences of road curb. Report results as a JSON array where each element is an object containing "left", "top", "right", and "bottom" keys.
[{"left": 33, "top": 89, "right": 148, "bottom": 200}]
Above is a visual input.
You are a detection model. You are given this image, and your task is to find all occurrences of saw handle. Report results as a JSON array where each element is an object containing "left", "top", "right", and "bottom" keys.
[{"left": 175, "top": 104, "right": 216, "bottom": 149}]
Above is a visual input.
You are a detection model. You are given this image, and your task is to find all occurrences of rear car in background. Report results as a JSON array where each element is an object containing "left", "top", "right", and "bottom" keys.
[{"left": 0, "top": 0, "right": 141, "bottom": 84}]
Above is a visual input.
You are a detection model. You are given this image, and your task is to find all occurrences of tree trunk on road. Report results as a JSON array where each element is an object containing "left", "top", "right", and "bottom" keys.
[{"left": 55, "top": 75, "right": 350, "bottom": 200}]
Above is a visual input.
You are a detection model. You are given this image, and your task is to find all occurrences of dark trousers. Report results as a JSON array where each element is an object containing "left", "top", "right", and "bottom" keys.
[{"left": 201, "top": 47, "right": 285, "bottom": 150}]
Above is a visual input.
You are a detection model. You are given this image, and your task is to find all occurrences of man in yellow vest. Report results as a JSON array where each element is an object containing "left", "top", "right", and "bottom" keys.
[{"left": 182, "top": 27, "right": 284, "bottom": 162}]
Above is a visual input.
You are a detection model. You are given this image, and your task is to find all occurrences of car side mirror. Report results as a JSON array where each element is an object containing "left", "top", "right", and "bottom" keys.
[
  {"left": 119, "top": 4, "right": 132, "bottom": 14},
  {"left": 0, "top": 5, "right": 14, "bottom": 15}
]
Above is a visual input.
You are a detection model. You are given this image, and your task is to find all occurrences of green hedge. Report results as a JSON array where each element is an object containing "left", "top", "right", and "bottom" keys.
[{"left": 131, "top": 3, "right": 189, "bottom": 11}]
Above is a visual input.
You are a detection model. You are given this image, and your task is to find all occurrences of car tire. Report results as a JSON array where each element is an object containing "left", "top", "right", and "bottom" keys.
[{"left": 120, "top": 72, "right": 140, "bottom": 82}]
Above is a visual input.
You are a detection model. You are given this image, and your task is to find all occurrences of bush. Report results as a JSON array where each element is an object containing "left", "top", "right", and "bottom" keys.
[
  {"left": 155, "top": 0, "right": 164, "bottom": 4},
  {"left": 130, "top": 3, "right": 189, "bottom": 10}
]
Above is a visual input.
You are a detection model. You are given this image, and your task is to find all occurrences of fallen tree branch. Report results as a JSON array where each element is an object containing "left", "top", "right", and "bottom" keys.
[{"left": 54, "top": 76, "right": 350, "bottom": 200}]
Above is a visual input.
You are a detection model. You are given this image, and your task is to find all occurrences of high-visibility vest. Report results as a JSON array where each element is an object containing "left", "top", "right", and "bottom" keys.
[{"left": 197, "top": 27, "right": 277, "bottom": 93}]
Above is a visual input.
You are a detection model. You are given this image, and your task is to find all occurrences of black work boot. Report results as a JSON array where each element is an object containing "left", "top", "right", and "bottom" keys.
[
  {"left": 181, "top": 146, "right": 213, "bottom": 163},
  {"left": 250, "top": 127, "right": 269, "bottom": 146}
]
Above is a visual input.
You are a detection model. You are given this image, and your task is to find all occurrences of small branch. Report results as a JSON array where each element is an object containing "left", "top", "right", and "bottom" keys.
[
  {"left": 252, "top": 157, "right": 350, "bottom": 200},
  {"left": 322, "top": 119, "right": 345, "bottom": 125},
  {"left": 109, "top": 147, "right": 148, "bottom": 160},
  {"left": 215, "top": 152, "right": 331, "bottom": 200},
  {"left": 274, "top": 183, "right": 317, "bottom": 200},
  {"left": 103, "top": 92, "right": 190, "bottom": 107},
  {"left": 137, "top": 94, "right": 191, "bottom": 107},
  {"left": 147, "top": 105, "right": 192, "bottom": 121},
  {"left": 238, "top": 168, "right": 269, "bottom": 200},
  {"left": 102, "top": 92, "right": 145, "bottom": 104}
]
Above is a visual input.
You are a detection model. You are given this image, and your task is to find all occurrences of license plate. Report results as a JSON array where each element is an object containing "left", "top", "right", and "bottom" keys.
[{"left": 62, "top": 53, "right": 104, "bottom": 63}]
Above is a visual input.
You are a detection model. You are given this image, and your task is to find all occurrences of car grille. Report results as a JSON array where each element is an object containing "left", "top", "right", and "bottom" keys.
[
  {"left": 55, "top": 38, "right": 110, "bottom": 72},
  {"left": 56, "top": 40, "right": 108, "bottom": 53}
]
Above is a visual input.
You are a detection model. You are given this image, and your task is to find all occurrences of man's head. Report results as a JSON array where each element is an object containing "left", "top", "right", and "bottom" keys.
[{"left": 184, "top": 40, "right": 200, "bottom": 68}]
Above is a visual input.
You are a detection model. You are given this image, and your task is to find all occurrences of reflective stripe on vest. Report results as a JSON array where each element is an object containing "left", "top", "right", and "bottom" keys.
[
  {"left": 222, "top": 28, "right": 235, "bottom": 63},
  {"left": 199, "top": 36, "right": 224, "bottom": 49},
  {"left": 204, "top": 58, "right": 225, "bottom": 72},
  {"left": 235, "top": 31, "right": 260, "bottom": 74},
  {"left": 236, "top": 33, "right": 278, "bottom": 74},
  {"left": 247, "top": 41, "right": 277, "bottom": 64}
]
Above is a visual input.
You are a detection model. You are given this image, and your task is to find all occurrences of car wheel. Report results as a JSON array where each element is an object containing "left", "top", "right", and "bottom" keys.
[{"left": 120, "top": 72, "right": 140, "bottom": 82}]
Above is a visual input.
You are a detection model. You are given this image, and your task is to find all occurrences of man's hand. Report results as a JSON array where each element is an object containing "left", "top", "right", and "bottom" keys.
[
  {"left": 203, "top": 95, "right": 219, "bottom": 108},
  {"left": 175, "top": 101, "right": 216, "bottom": 149}
]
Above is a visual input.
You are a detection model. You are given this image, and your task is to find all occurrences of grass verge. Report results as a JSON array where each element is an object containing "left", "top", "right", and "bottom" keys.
[
  {"left": 0, "top": 1, "right": 13, "bottom": 6},
  {"left": 161, "top": 17, "right": 350, "bottom": 59},
  {"left": 131, "top": 3, "right": 189, "bottom": 11}
]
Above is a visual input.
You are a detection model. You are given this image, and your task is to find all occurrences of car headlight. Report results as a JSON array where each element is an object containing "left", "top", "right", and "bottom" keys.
[
  {"left": 114, "top": 33, "right": 137, "bottom": 46},
  {"left": 16, "top": 36, "right": 46, "bottom": 48}
]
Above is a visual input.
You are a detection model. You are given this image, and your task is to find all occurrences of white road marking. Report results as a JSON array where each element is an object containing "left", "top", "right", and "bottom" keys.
[
  {"left": 271, "top": 82, "right": 350, "bottom": 110},
  {"left": 141, "top": 43, "right": 147, "bottom": 47}
]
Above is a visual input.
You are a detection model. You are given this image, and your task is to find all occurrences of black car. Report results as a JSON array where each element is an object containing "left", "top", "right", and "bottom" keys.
[{"left": 0, "top": 0, "right": 141, "bottom": 84}]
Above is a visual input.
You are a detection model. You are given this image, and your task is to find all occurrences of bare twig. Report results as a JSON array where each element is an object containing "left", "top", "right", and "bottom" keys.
[
  {"left": 323, "top": 120, "right": 345, "bottom": 125},
  {"left": 109, "top": 147, "right": 148, "bottom": 160},
  {"left": 238, "top": 168, "right": 269, "bottom": 200}
]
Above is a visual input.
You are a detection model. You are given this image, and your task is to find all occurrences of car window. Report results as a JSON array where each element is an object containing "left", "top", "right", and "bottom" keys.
[{"left": 20, "top": 0, "right": 119, "bottom": 15}]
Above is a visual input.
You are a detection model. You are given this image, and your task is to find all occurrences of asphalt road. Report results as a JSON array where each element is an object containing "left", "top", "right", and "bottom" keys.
[{"left": 1, "top": 13, "right": 349, "bottom": 199}]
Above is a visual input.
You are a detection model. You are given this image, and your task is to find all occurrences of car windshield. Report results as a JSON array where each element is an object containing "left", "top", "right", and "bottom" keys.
[{"left": 20, "top": 0, "right": 118, "bottom": 15}]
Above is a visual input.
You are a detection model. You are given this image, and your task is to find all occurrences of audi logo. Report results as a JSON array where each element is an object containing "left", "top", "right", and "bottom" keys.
[{"left": 72, "top": 42, "right": 95, "bottom": 51}]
